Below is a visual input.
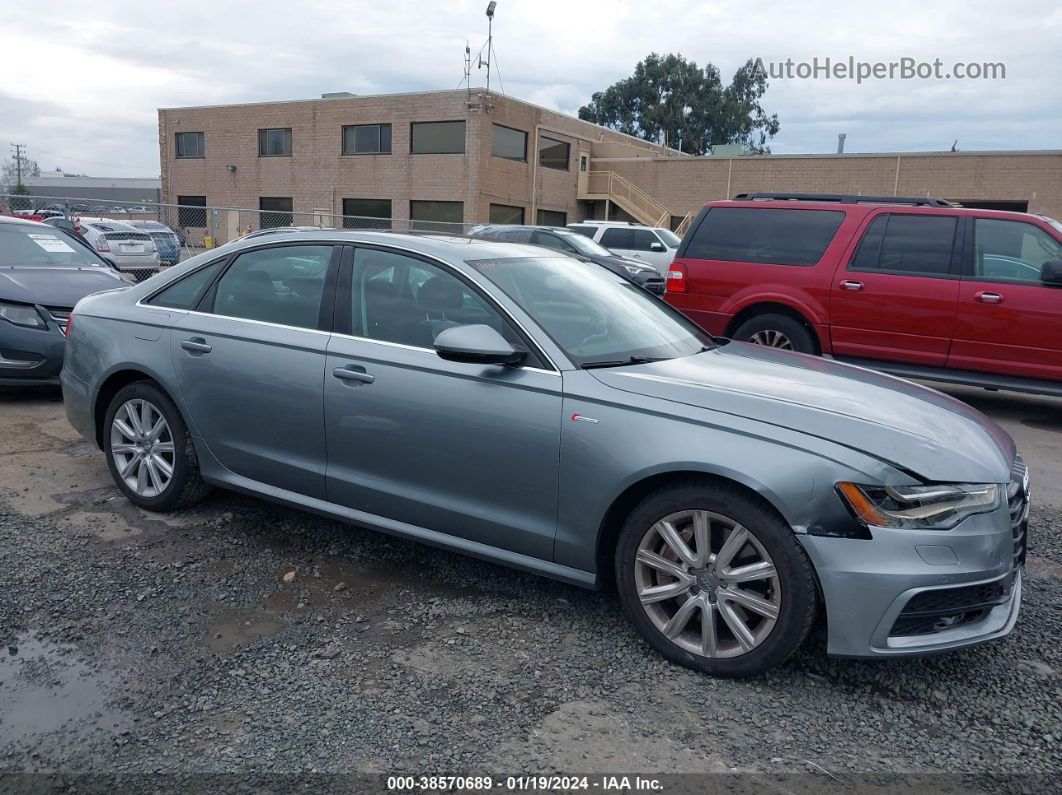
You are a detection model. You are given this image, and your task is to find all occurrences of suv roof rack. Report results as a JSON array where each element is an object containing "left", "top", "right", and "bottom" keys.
[{"left": 732, "top": 192, "right": 956, "bottom": 207}]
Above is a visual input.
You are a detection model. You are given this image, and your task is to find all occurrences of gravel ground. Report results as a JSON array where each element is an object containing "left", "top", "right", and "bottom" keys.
[{"left": 0, "top": 388, "right": 1060, "bottom": 790}]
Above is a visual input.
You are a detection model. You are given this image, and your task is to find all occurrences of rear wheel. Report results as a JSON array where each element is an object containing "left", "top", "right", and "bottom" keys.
[
  {"left": 103, "top": 381, "right": 210, "bottom": 511},
  {"left": 615, "top": 481, "right": 817, "bottom": 677},
  {"left": 732, "top": 313, "right": 815, "bottom": 354}
]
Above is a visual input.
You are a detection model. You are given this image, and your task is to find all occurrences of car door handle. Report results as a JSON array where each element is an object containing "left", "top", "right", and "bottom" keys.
[
  {"left": 332, "top": 366, "right": 375, "bottom": 385},
  {"left": 975, "top": 291, "right": 1004, "bottom": 304},
  {"left": 180, "top": 338, "right": 212, "bottom": 354},
  {"left": 840, "top": 280, "right": 864, "bottom": 291}
]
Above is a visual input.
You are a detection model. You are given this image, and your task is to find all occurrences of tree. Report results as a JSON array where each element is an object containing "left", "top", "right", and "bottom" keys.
[
  {"left": 578, "top": 54, "right": 780, "bottom": 155},
  {"left": 0, "top": 156, "right": 40, "bottom": 194}
]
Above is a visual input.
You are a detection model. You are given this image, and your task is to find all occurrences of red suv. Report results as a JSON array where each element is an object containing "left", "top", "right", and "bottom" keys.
[{"left": 665, "top": 192, "right": 1062, "bottom": 396}]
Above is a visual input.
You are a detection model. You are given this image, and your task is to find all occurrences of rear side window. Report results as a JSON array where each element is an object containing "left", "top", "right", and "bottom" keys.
[
  {"left": 209, "top": 245, "right": 333, "bottom": 329},
  {"left": 600, "top": 228, "right": 633, "bottom": 249},
  {"left": 684, "top": 208, "right": 844, "bottom": 266},
  {"left": 849, "top": 214, "right": 957, "bottom": 276},
  {"left": 148, "top": 261, "right": 224, "bottom": 309}
]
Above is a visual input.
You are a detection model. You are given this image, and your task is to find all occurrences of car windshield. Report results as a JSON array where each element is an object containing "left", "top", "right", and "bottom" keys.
[
  {"left": 561, "top": 232, "right": 614, "bottom": 258},
  {"left": 0, "top": 223, "right": 111, "bottom": 268},
  {"left": 657, "top": 228, "right": 682, "bottom": 247},
  {"left": 467, "top": 256, "right": 711, "bottom": 366}
]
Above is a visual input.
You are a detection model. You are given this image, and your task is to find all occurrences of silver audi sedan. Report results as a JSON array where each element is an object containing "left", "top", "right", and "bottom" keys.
[{"left": 61, "top": 231, "right": 1028, "bottom": 677}]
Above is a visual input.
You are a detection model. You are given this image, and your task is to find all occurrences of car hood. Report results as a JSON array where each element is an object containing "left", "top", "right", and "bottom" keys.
[
  {"left": 0, "top": 265, "right": 127, "bottom": 308},
  {"left": 591, "top": 342, "right": 1015, "bottom": 483},
  {"left": 584, "top": 254, "right": 657, "bottom": 274}
]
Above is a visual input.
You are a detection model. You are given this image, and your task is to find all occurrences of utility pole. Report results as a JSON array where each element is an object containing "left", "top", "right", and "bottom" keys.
[{"left": 10, "top": 143, "right": 27, "bottom": 188}]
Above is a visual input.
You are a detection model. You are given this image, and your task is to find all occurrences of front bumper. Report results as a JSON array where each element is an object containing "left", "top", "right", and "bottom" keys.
[
  {"left": 0, "top": 319, "right": 66, "bottom": 386},
  {"left": 799, "top": 491, "right": 1027, "bottom": 658}
]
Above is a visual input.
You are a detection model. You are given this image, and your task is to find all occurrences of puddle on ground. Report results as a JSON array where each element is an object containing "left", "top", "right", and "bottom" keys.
[
  {"left": 0, "top": 633, "right": 125, "bottom": 746},
  {"left": 206, "top": 611, "right": 287, "bottom": 653}
]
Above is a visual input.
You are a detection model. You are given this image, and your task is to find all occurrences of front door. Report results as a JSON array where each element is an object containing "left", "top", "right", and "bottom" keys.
[
  {"left": 323, "top": 245, "right": 563, "bottom": 559},
  {"left": 170, "top": 243, "right": 339, "bottom": 499},
  {"left": 950, "top": 215, "right": 1062, "bottom": 380},
  {"left": 829, "top": 212, "right": 961, "bottom": 365}
]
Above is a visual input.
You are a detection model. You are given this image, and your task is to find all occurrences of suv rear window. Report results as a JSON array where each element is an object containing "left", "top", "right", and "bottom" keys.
[{"left": 684, "top": 207, "right": 844, "bottom": 266}]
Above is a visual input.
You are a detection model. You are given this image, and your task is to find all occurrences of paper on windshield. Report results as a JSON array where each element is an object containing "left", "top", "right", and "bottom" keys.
[{"left": 27, "top": 233, "right": 76, "bottom": 253}]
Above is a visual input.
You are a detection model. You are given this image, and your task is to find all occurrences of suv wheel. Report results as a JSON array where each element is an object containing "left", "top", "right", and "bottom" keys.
[
  {"left": 615, "top": 482, "right": 817, "bottom": 677},
  {"left": 733, "top": 314, "right": 815, "bottom": 354},
  {"left": 103, "top": 381, "right": 211, "bottom": 511}
]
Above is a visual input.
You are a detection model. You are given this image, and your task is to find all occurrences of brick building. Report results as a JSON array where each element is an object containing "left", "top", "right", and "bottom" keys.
[{"left": 159, "top": 88, "right": 1062, "bottom": 242}]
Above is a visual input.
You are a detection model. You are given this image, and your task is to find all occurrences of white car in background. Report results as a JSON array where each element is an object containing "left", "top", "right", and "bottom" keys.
[
  {"left": 78, "top": 218, "right": 161, "bottom": 280},
  {"left": 567, "top": 221, "right": 680, "bottom": 274}
]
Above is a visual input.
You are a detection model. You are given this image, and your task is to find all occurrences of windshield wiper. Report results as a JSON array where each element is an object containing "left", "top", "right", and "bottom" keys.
[{"left": 581, "top": 356, "right": 666, "bottom": 370}]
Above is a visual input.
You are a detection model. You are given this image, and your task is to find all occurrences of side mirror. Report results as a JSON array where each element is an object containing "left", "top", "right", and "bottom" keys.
[
  {"left": 649, "top": 241, "right": 666, "bottom": 252},
  {"left": 1042, "top": 261, "right": 1062, "bottom": 285},
  {"left": 434, "top": 324, "right": 527, "bottom": 366}
]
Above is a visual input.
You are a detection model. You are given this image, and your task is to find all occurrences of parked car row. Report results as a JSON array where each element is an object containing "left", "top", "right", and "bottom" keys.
[{"left": 3, "top": 196, "right": 1044, "bottom": 677}]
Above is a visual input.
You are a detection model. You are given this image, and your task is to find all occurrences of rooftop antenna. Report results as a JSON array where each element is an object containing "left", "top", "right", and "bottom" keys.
[{"left": 480, "top": 2, "right": 496, "bottom": 104}]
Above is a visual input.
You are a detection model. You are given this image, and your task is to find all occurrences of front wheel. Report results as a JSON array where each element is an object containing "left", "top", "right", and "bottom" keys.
[
  {"left": 615, "top": 481, "right": 817, "bottom": 677},
  {"left": 103, "top": 380, "right": 211, "bottom": 511}
]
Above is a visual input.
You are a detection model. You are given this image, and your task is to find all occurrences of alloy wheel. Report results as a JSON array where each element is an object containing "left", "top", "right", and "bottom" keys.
[
  {"left": 748, "top": 329, "right": 794, "bottom": 350},
  {"left": 109, "top": 399, "right": 175, "bottom": 498},
  {"left": 634, "top": 510, "right": 781, "bottom": 658}
]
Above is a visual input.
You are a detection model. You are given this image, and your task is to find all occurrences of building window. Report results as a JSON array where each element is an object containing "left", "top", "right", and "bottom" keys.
[
  {"left": 410, "top": 200, "right": 464, "bottom": 231},
  {"left": 489, "top": 204, "right": 525, "bottom": 224},
  {"left": 342, "top": 124, "right": 392, "bottom": 155},
  {"left": 539, "top": 136, "right": 570, "bottom": 170},
  {"left": 410, "top": 121, "right": 465, "bottom": 154},
  {"left": 342, "top": 198, "right": 392, "bottom": 229},
  {"left": 177, "top": 195, "right": 207, "bottom": 227},
  {"left": 174, "top": 132, "right": 204, "bottom": 159},
  {"left": 491, "top": 124, "right": 527, "bottom": 162},
  {"left": 259, "top": 197, "right": 293, "bottom": 228},
  {"left": 258, "top": 128, "right": 292, "bottom": 157},
  {"left": 536, "top": 209, "right": 567, "bottom": 226}
]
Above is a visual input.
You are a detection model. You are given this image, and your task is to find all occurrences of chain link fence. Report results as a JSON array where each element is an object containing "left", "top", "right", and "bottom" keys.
[{"left": 1, "top": 193, "right": 478, "bottom": 283}]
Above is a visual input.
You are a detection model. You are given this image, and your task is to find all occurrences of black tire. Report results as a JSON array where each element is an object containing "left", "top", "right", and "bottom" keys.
[
  {"left": 732, "top": 313, "right": 816, "bottom": 354},
  {"left": 103, "top": 380, "right": 211, "bottom": 512},
  {"left": 615, "top": 480, "right": 817, "bottom": 677}
]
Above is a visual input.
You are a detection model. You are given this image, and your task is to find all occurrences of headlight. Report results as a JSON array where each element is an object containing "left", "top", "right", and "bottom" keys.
[
  {"left": 623, "top": 265, "right": 646, "bottom": 274},
  {"left": 836, "top": 482, "right": 1000, "bottom": 530},
  {"left": 0, "top": 301, "right": 47, "bottom": 329}
]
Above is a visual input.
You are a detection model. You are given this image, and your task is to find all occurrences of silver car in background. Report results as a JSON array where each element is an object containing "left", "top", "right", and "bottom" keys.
[
  {"left": 60, "top": 231, "right": 1027, "bottom": 676},
  {"left": 77, "top": 217, "right": 160, "bottom": 280}
]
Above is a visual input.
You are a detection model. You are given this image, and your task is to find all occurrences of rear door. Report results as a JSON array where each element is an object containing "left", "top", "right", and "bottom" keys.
[
  {"left": 829, "top": 212, "right": 961, "bottom": 365},
  {"left": 950, "top": 215, "right": 1062, "bottom": 380},
  {"left": 170, "top": 243, "right": 340, "bottom": 499}
]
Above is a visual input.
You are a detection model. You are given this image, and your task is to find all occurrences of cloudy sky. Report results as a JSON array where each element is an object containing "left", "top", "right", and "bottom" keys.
[{"left": 2, "top": 0, "right": 1059, "bottom": 177}]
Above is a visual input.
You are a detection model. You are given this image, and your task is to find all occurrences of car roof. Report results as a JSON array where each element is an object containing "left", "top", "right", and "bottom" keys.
[
  {"left": 80, "top": 217, "right": 141, "bottom": 230},
  {"left": 476, "top": 224, "right": 575, "bottom": 234},
  {"left": 706, "top": 198, "right": 1050, "bottom": 223},
  {"left": 216, "top": 229, "right": 553, "bottom": 261},
  {"left": 0, "top": 215, "right": 53, "bottom": 228}
]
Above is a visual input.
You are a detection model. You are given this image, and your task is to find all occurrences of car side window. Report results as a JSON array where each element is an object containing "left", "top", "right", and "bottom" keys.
[
  {"left": 208, "top": 245, "right": 333, "bottom": 329},
  {"left": 848, "top": 214, "right": 957, "bottom": 277},
  {"left": 499, "top": 228, "right": 533, "bottom": 244},
  {"left": 532, "top": 232, "right": 573, "bottom": 252},
  {"left": 147, "top": 260, "right": 225, "bottom": 309},
  {"left": 973, "top": 218, "right": 1062, "bottom": 284},
  {"left": 350, "top": 248, "right": 542, "bottom": 366},
  {"left": 600, "top": 228, "right": 633, "bottom": 249},
  {"left": 628, "top": 229, "right": 660, "bottom": 251}
]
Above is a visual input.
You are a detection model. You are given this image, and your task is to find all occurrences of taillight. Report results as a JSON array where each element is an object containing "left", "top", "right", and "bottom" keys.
[
  {"left": 666, "top": 262, "right": 687, "bottom": 293},
  {"left": 64, "top": 311, "right": 73, "bottom": 338},
  {"left": 96, "top": 237, "right": 110, "bottom": 252}
]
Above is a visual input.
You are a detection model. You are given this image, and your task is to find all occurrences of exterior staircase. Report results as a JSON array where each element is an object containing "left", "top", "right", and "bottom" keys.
[{"left": 578, "top": 170, "right": 673, "bottom": 228}]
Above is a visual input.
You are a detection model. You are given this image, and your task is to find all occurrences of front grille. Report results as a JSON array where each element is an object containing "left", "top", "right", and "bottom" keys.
[
  {"left": 45, "top": 306, "right": 70, "bottom": 333},
  {"left": 890, "top": 572, "right": 1015, "bottom": 637},
  {"left": 1009, "top": 454, "right": 1029, "bottom": 567}
]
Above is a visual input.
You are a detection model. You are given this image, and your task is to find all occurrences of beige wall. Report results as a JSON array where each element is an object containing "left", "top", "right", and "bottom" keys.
[
  {"left": 159, "top": 90, "right": 1062, "bottom": 233},
  {"left": 159, "top": 89, "right": 662, "bottom": 231},
  {"left": 597, "top": 151, "right": 1062, "bottom": 220}
]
